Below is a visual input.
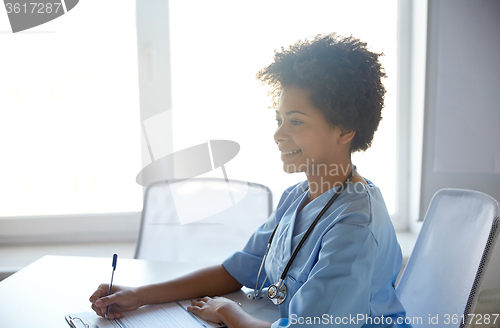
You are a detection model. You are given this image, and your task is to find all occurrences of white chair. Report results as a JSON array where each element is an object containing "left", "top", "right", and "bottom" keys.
[
  {"left": 134, "top": 178, "right": 273, "bottom": 263},
  {"left": 396, "top": 188, "right": 500, "bottom": 328}
]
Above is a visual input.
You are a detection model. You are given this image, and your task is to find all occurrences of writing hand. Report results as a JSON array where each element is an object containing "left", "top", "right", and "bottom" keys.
[{"left": 89, "top": 284, "right": 141, "bottom": 320}]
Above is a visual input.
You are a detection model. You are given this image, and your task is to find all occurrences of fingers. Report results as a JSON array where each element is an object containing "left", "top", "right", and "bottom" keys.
[
  {"left": 97, "top": 288, "right": 125, "bottom": 306},
  {"left": 187, "top": 305, "right": 201, "bottom": 313},
  {"left": 194, "top": 296, "right": 212, "bottom": 304},
  {"left": 187, "top": 297, "right": 224, "bottom": 325},
  {"left": 91, "top": 303, "right": 105, "bottom": 318},
  {"left": 188, "top": 297, "right": 208, "bottom": 313},
  {"left": 90, "top": 284, "right": 124, "bottom": 319},
  {"left": 91, "top": 299, "right": 109, "bottom": 319},
  {"left": 95, "top": 296, "right": 110, "bottom": 307},
  {"left": 89, "top": 283, "right": 109, "bottom": 304},
  {"left": 191, "top": 297, "right": 211, "bottom": 307},
  {"left": 94, "top": 294, "right": 118, "bottom": 317},
  {"left": 106, "top": 311, "right": 124, "bottom": 320},
  {"left": 90, "top": 284, "right": 110, "bottom": 317},
  {"left": 91, "top": 302, "right": 125, "bottom": 320}
]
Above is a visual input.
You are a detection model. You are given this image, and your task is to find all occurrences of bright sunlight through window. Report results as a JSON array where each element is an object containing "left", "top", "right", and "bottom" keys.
[{"left": 0, "top": 1, "right": 142, "bottom": 216}]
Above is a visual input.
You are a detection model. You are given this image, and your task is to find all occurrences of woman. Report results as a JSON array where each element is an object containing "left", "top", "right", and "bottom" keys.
[{"left": 90, "top": 33, "right": 410, "bottom": 328}]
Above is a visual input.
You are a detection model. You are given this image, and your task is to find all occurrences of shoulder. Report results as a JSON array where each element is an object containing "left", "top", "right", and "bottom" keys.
[
  {"left": 329, "top": 179, "right": 394, "bottom": 243},
  {"left": 320, "top": 222, "right": 379, "bottom": 265}
]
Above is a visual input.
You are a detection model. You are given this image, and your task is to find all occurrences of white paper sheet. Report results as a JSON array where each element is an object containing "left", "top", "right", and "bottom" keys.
[{"left": 66, "top": 300, "right": 225, "bottom": 328}]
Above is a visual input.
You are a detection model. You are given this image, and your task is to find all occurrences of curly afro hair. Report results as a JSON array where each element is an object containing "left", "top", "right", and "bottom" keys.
[{"left": 256, "top": 33, "right": 386, "bottom": 153}]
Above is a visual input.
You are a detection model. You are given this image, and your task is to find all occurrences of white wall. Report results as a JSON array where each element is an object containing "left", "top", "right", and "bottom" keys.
[
  {"left": 422, "top": 0, "right": 500, "bottom": 316},
  {"left": 421, "top": 0, "right": 500, "bottom": 216}
]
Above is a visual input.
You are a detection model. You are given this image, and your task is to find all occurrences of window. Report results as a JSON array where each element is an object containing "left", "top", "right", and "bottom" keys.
[{"left": 0, "top": 1, "right": 142, "bottom": 217}]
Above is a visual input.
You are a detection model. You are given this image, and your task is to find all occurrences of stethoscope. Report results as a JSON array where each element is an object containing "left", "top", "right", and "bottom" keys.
[{"left": 247, "top": 166, "right": 357, "bottom": 305}]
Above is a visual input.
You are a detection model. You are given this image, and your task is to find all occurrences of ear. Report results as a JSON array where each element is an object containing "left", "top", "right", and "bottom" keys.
[{"left": 338, "top": 128, "right": 356, "bottom": 145}]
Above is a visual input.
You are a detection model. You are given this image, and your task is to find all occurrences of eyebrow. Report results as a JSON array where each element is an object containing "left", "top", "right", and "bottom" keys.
[{"left": 275, "top": 110, "right": 308, "bottom": 116}]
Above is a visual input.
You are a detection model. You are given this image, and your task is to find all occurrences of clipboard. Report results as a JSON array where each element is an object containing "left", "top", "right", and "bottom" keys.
[
  {"left": 64, "top": 315, "right": 90, "bottom": 328},
  {"left": 64, "top": 301, "right": 226, "bottom": 328}
]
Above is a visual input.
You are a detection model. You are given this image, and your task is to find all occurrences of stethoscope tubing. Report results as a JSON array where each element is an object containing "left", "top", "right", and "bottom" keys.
[
  {"left": 252, "top": 243, "right": 270, "bottom": 299},
  {"left": 252, "top": 166, "right": 357, "bottom": 301}
]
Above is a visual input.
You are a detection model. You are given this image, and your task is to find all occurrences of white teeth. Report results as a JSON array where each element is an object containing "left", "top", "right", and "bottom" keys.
[{"left": 282, "top": 150, "right": 301, "bottom": 155}]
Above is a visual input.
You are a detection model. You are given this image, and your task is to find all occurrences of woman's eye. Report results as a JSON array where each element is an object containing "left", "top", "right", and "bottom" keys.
[
  {"left": 291, "top": 120, "right": 302, "bottom": 125},
  {"left": 276, "top": 118, "right": 282, "bottom": 126}
]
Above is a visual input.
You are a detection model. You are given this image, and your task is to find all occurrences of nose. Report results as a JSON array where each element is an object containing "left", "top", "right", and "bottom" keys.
[{"left": 273, "top": 123, "right": 289, "bottom": 144}]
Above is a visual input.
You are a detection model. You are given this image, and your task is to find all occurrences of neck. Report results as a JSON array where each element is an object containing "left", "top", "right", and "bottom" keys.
[{"left": 304, "top": 158, "right": 353, "bottom": 202}]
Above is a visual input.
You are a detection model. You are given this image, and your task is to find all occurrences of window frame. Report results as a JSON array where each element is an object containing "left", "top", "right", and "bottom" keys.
[{"left": 393, "top": 0, "right": 428, "bottom": 234}]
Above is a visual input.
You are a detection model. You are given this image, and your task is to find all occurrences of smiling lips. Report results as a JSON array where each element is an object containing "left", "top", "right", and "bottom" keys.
[{"left": 281, "top": 149, "right": 301, "bottom": 156}]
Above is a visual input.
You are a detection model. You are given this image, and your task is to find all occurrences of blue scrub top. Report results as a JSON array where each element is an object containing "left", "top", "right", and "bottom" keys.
[{"left": 223, "top": 179, "right": 412, "bottom": 328}]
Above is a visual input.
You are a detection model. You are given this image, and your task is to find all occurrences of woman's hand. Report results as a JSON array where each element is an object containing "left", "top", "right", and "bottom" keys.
[
  {"left": 89, "top": 284, "right": 141, "bottom": 320},
  {"left": 187, "top": 296, "right": 241, "bottom": 325}
]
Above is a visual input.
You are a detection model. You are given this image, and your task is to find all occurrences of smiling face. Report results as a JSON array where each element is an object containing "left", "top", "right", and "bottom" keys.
[{"left": 274, "top": 86, "right": 354, "bottom": 176}]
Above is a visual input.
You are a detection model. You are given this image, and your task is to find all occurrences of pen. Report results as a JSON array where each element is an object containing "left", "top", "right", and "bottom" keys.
[{"left": 106, "top": 254, "right": 118, "bottom": 319}]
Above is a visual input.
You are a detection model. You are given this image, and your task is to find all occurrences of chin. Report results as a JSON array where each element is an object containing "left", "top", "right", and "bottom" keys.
[{"left": 283, "top": 164, "right": 305, "bottom": 174}]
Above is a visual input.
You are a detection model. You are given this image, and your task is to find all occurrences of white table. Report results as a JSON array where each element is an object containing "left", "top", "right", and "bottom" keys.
[{"left": 0, "top": 256, "right": 279, "bottom": 328}]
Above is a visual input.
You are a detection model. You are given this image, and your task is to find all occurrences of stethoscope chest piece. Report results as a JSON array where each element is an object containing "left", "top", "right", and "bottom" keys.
[{"left": 267, "top": 280, "right": 287, "bottom": 305}]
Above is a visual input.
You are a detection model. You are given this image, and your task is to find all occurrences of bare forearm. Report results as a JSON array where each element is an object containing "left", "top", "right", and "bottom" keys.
[{"left": 137, "top": 264, "right": 243, "bottom": 306}]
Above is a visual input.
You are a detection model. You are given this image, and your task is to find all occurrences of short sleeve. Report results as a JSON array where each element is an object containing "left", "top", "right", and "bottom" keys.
[
  {"left": 271, "top": 223, "right": 378, "bottom": 328},
  {"left": 222, "top": 210, "right": 280, "bottom": 288}
]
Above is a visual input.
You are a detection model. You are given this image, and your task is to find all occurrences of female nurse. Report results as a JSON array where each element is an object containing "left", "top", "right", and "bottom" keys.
[{"left": 89, "top": 33, "right": 411, "bottom": 328}]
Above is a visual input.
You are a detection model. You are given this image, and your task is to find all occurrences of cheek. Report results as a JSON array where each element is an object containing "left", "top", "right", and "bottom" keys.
[{"left": 299, "top": 140, "right": 320, "bottom": 155}]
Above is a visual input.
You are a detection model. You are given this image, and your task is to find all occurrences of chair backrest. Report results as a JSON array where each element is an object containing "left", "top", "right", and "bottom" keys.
[
  {"left": 396, "top": 188, "right": 500, "bottom": 328},
  {"left": 134, "top": 178, "right": 273, "bottom": 263}
]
